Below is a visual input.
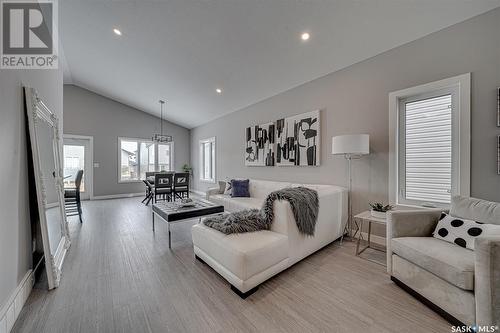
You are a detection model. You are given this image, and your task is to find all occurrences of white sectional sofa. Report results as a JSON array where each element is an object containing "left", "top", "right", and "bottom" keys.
[{"left": 191, "top": 179, "right": 347, "bottom": 298}]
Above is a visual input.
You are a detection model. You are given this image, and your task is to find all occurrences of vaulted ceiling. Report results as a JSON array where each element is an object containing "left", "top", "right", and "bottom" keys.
[{"left": 60, "top": 0, "right": 500, "bottom": 128}]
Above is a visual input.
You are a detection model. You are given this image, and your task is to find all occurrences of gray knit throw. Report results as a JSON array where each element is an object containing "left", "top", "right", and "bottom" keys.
[{"left": 203, "top": 187, "right": 319, "bottom": 236}]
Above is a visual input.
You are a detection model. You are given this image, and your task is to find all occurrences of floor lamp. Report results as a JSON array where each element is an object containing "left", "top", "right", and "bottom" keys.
[{"left": 332, "top": 134, "right": 370, "bottom": 241}]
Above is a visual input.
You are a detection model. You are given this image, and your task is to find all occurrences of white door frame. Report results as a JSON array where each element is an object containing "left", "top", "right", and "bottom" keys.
[{"left": 63, "top": 134, "right": 94, "bottom": 200}]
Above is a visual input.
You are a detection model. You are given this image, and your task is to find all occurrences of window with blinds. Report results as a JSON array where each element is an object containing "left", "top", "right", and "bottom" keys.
[
  {"left": 399, "top": 90, "right": 455, "bottom": 206},
  {"left": 199, "top": 137, "right": 216, "bottom": 183}
]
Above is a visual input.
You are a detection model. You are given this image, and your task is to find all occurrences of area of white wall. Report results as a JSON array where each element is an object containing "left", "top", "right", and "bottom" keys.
[
  {"left": 190, "top": 8, "right": 500, "bottom": 237},
  {"left": 63, "top": 85, "right": 191, "bottom": 197},
  {"left": 0, "top": 66, "right": 63, "bottom": 327}
]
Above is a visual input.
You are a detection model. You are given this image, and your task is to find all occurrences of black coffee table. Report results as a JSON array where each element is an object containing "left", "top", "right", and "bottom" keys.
[{"left": 152, "top": 199, "right": 224, "bottom": 248}]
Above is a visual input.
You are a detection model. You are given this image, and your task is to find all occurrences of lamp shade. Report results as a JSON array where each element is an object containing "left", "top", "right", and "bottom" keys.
[{"left": 331, "top": 134, "right": 369, "bottom": 155}]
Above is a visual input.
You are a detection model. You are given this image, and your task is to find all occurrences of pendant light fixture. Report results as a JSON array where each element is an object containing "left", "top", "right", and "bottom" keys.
[{"left": 152, "top": 99, "right": 173, "bottom": 143}]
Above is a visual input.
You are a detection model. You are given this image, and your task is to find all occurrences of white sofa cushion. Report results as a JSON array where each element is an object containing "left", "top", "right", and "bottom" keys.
[
  {"left": 209, "top": 194, "right": 262, "bottom": 212},
  {"left": 248, "top": 179, "right": 291, "bottom": 199},
  {"left": 392, "top": 237, "right": 475, "bottom": 290},
  {"left": 192, "top": 223, "right": 288, "bottom": 280}
]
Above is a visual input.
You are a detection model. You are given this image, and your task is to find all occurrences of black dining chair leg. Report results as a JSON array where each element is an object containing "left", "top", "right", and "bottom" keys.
[{"left": 78, "top": 194, "right": 83, "bottom": 223}]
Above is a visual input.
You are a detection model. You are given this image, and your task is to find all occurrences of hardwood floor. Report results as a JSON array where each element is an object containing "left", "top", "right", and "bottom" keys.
[{"left": 13, "top": 197, "right": 450, "bottom": 333}]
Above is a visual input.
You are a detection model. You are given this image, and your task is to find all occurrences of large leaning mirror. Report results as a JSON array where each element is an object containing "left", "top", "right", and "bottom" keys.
[{"left": 25, "top": 87, "right": 70, "bottom": 289}]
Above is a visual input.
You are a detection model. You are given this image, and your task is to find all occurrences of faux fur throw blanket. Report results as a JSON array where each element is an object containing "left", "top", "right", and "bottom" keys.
[{"left": 203, "top": 187, "right": 319, "bottom": 236}]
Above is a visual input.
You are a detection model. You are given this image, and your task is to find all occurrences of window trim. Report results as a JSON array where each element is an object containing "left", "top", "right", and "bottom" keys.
[
  {"left": 389, "top": 73, "right": 470, "bottom": 208},
  {"left": 199, "top": 137, "right": 216, "bottom": 184},
  {"left": 117, "top": 137, "right": 174, "bottom": 183}
]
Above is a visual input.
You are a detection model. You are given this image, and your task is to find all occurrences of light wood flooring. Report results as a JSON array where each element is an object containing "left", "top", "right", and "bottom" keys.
[{"left": 13, "top": 197, "right": 450, "bottom": 333}]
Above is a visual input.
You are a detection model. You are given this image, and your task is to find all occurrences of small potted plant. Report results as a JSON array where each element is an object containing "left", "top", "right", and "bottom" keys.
[
  {"left": 182, "top": 164, "right": 193, "bottom": 175},
  {"left": 369, "top": 202, "right": 393, "bottom": 219}
]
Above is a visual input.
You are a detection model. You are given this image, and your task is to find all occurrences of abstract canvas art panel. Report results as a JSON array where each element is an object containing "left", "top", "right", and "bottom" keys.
[
  {"left": 276, "top": 110, "right": 320, "bottom": 166},
  {"left": 245, "top": 122, "right": 275, "bottom": 166}
]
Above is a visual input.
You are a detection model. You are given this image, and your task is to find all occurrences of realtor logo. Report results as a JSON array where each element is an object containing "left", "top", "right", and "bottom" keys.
[{"left": 1, "top": 0, "right": 58, "bottom": 69}]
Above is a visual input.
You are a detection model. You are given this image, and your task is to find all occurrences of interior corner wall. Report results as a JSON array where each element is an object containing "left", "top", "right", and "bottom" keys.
[
  {"left": 63, "top": 85, "right": 191, "bottom": 197},
  {"left": 190, "top": 8, "right": 500, "bottom": 237},
  {"left": 0, "top": 68, "right": 63, "bottom": 311}
]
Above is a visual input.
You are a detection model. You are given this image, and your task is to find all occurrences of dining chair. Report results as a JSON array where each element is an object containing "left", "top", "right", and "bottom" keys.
[
  {"left": 154, "top": 173, "right": 173, "bottom": 203},
  {"left": 173, "top": 172, "right": 189, "bottom": 201},
  {"left": 64, "top": 169, "right": 83, "bottom": 223},
  {"left": 142, "top": 180, "right": 154, "bottom": 205},
  {"left": 145, "top": 171, "right": 156, "bottom": 183}
]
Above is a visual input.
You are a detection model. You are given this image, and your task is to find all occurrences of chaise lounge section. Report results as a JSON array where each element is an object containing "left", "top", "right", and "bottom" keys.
[{"left": 192, "top": 179, "right": 347, "bottom": 297}]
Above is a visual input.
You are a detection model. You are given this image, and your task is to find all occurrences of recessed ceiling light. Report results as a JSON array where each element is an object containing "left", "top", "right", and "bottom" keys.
[
  {"left": 216, "top": 88, "right": 222, "bottom": 94},
  {"left": 301, "top": 32, "right": 310, "bottom": 41},
  {"left": 113, "top": 28, "right": 122, "bottom": 36}
]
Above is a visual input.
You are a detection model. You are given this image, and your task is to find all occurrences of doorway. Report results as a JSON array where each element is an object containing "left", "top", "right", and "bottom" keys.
[{"left": 63, "top": 135, "right": 93, "bottom": 200}]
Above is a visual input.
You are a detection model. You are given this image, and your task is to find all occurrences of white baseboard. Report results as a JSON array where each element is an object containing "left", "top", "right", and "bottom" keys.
[
  {"left": 92, "top": 192, "right": 144, "bottom": 200},
  {"left": 0, "top": 270, "right": 34, "bottom": 333}
]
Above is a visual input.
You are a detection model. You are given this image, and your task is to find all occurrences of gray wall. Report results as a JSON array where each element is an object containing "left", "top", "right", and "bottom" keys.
[
  {"left": 63, "top": 85, "right": 191, "bottom": 197},
  {"left": 0, "top": 68, "right": 63, "bottom": 310},
  {"left": 191, "top": 8, "right": 500, "bottom": 237}
]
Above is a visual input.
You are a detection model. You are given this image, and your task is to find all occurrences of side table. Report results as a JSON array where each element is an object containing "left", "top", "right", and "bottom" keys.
[{"left": 354, "top": 210, "right": 387, "bottom": 266}]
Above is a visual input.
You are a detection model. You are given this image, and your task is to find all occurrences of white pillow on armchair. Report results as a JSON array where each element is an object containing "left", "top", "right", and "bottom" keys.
[{"left": 433, "top": 212, "right": 500, "bottom": 250}]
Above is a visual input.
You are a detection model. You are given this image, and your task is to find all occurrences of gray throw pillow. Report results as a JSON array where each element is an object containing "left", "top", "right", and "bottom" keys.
[
  {"left": 218, "top": 181, "right": 226, "bottom": 194},
  {"left": 224, "top": 180, "right": 232, "bottom": 195}
]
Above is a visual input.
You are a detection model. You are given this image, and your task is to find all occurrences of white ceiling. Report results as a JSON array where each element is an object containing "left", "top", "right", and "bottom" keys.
[{"left": 60, "top": 0, "right": 500, "bottom": 129}]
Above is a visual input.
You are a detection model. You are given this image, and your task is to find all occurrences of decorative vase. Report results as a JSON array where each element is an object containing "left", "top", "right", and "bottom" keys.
[{"left": 370, "top": 210, "right": 387, "bottom": 219}]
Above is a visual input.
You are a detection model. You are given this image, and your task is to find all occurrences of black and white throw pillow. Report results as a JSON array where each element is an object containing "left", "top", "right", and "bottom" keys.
[
  {"left": 224, "top": 180, "right": 232, "bottom": 195},
  {"left": 433, "top": 213, "right": 500, "bottom": 250}
]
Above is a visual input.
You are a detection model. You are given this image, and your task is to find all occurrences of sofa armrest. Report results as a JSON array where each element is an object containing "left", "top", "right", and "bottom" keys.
[
  {"left": 386, "top": 209, "right": 443, "bottom": 273},
  {"left": 270, "top": 200, "right": 293, "bottom": 235},
  {"left": 475, "top": 236, "right": 500, "bottom": 326},
  {"left": 205, "top": 187, "right": 222, "bottom": 200},
  {"left": 387, "top": 209, "right": 443, "bottom": 238}
]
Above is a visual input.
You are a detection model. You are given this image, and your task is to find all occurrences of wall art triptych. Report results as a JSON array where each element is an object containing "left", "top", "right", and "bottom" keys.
[{"left": 245, "top": 110, "right": 320, "bottom": 167}]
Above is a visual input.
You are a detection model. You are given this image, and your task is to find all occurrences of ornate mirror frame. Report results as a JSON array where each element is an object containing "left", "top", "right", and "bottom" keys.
[{"left": 25, "top": 87, "right": 70, "bottom": 289}]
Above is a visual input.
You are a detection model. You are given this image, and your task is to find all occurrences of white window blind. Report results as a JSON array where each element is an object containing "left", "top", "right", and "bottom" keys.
[{"left": 401, "top": 94, "right": 453, "bottom": 204}]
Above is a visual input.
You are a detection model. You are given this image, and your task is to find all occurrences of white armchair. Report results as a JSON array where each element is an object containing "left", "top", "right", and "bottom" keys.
[{"left": 387, "top": 196, "right": 500, "bottom": 327}]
